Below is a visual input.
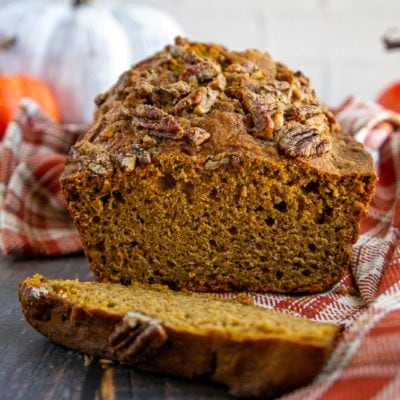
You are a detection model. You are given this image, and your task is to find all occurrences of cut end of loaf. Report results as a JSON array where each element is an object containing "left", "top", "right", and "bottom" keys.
[{"left": 62, "top": 141, "right": 376, "bottom": 293}]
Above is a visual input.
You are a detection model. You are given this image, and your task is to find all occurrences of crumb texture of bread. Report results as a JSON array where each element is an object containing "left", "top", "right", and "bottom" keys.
[
  {"left": 19, "top": 274, "right": 341, "bottom": 398},
  {"left": 61, "top": 37, "right": 377, "bottom": 293}
]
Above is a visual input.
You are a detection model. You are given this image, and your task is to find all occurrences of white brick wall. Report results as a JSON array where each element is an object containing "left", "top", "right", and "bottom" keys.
[{"left": 140, "top": 0, "right": 400, "bottom": 107}]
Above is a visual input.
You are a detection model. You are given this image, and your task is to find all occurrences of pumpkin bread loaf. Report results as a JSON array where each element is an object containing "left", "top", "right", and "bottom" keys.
[
  {"left": 20, "top": 274, "right": 341, "bottom": 398},
  {"left": 60, "top": 37, "right": 377, "bottom": 293}
]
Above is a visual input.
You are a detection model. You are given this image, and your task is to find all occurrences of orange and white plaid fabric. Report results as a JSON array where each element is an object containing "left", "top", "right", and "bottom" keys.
[
  {"left": 1, "top": 96, "right": 400, "bottom": 399},
  {"left": 0, "top": 99, "right": 84, "bottom": 255}
]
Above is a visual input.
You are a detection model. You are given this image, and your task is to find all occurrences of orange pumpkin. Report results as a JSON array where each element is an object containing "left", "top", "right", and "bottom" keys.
[
  {"left": 376, "top": 81, "right": 400, "bottom": 113},
  {"left": 0, "top": 75, "right": 59, "bottom": 139}
]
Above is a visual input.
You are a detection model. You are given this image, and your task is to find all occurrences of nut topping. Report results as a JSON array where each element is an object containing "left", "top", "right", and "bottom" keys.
[
  {"left": 179, "top": 59, "right": 221, "bottom": 82},
  {"left": 119, "top": 156, "right": 136, "bottom": 172},
  {"left": 131, "top": 144, "right": 151, "bottom": 164},
  {"left": 186, "top": 127, "right": 211, "bottom": 146},
  {"left": 278, "top": 123, "right": 332, "bottom": 158},
  {"left": 152, "top": 81, "right": 191, "bottom": 105},
  {"left": 88, "top": 162, "right": 109, "bottom": 175},
  {"left": 132, "top": 104, "right": 185, "bottom": 139},
  {"left": 174, "top": 87, "right": 219, "bottom": 115},
  {"left": 133, "top": 79, "right": 154, "bottom": 98},
  {"left": 204, "top": 156, "right": 231, "bottom": 171},
  {"left": 242, "top": 91, "right": 275, "bottom": 139},
  {"left": 109, "top": 311, "right": 167, "bottom": 364},
  {"left": 93, "top": 38, "right": 336, "bottom": 160},
  {"left": 114, "top": 150, "right": 137, "bottom": 172},
  {"left": 68, "top": 140, "right": 113, "bottom": 175},
  {"left": 284, "top": 104, "right": 321, "bottom": 121},
  {"left": 142, "top": 134, "right": 158, "bottom": 148},
  {"left": 208, "top": 74, "right": 227, "bottom": 91}
]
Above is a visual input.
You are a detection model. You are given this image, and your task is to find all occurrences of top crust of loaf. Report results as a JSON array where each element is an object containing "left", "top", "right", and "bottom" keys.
[{"left": 62, "top": 37, "right": 374, "bottom": 180}]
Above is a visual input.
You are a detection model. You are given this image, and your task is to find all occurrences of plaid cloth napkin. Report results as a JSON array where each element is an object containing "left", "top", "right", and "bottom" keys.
[
  {"left": 0, "top": 99, "right": 85, "bottom": 255},
  {"left": 1, "top": 96, "right": 400, "bottom": 399}
]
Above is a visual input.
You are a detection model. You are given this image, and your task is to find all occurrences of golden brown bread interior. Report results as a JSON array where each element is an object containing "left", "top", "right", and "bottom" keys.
[
  {"left": 60, "top": 37, "right": 377, "bottom": 293},
  {"left": 19, "top": 274, "right": 341, "bottom": 398}
]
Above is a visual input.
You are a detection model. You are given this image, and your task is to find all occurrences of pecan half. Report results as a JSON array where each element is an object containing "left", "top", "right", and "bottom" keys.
[
  {"left": 174, "top": 87, "right": 219, "bottom": 115},
  {"left": 132, "top": 104, "right": 184, "bottom": 139},
  {"left": 109, "top": 311, "right": 167, "bottom": 364},
  {"left": 278, "top": 123, "right": 332, "bottom": 158}
]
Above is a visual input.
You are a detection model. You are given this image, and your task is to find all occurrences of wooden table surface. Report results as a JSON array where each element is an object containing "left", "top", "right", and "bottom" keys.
[{"left": 0, "top": 252, "right": 236, "bottom": 400}]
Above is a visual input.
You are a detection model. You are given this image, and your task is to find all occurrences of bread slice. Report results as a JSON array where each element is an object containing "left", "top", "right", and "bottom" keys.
[
  {"left": 60, "top": 38, "right": 376, "bottom": 293},
  {"left": 20, "top": 274, "right": 341, "bottom": 398}
]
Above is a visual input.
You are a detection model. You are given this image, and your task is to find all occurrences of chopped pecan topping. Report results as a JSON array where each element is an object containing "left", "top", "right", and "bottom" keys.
[
  {"left": 180, "top": 59, "right": 221, "bottom": 82},
  {"left": 132, "top": 105, "right": 184, "bottom": 139},
  {"left": 204, "top": 156, "right": 231, "bottom": 171},
  {"left": 134, "top": 79, "right": 154, "bottom": 98},
  {"left": 88, "top": 162, "right": 109, "bottom": 175},
  {"left": 278, "top": 123, "right": 332, "bottom": 158},
  {"left": 109, "top": 311, "right": 167, "bottom": 364},
  {"left": 119, "top": 156, "right": 136, "bottom": 172},
  {"left": 131, "top": 144, "right": 151, "bottom": 164},
  {"left": 175, "top": 87, "right": 219, "bottom": 115},
  {"left": 242, "top": 91, "right": 275, "bottom": 139},
  {"left": 166, "top": 44, "right": 185, "bottom": 59},
  {"left": 69, "top": 140, "right": 114, "bottom": 175},
  {"left": 225, "top": 64, "right": 250, "bottom": 75},
  {"left": 208, "top": 74, "right": 227, "bottom": 91},
  {"left": 225, "top": 61, "right": 256, "bottom": 74},
  {"left": 271, "top": 108, "right": 285, "bottom": 130},
  {"left": 114, "top": 150, "right": 137, "bottom": 172},
  {"left": 186, "top": 127, "right": 211, "bottom": 146},
  {"left": 284, "top": 104, "right": 321, "bottom": 121},
  {"left": 204, "top": 154, "right": 242, "bottom": 170},
  {"left": 141, "top": 134, "right": 158, "bottom": 148},
  {"left": 258, "top": 81, "right": 292, "bottom": 102},
  {"left": 230, "top": 155, "right": 242, "bottom": 168},
  {"left": 152, "top": 81, "right": 191, "bottom": 105},
  {"left": 93, "top": 38, "right": 335, "bottom": 160},
  {"left": 182, "top": 50, "right": 201, "bottom": 65}
]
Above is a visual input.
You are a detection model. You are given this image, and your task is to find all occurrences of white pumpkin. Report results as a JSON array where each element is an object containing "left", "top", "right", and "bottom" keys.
[{"left": 0, "top": 0, "right": 184, "bottom": 123}]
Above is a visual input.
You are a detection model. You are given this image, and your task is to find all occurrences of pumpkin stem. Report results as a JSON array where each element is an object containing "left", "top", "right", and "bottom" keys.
[
  {"left": 383, "top": 27, "right": 400, "bottom": 50},
  {"left": 0, "top": 34, "right": 16, "bottom": 50},
  {"left": 73, "top": 0, "right": 94, "bottom": 6}
]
